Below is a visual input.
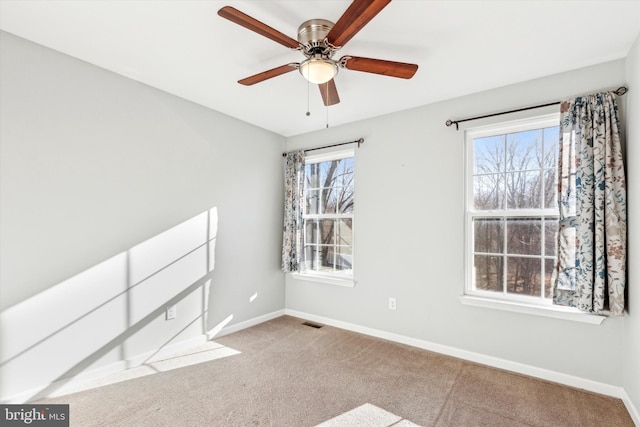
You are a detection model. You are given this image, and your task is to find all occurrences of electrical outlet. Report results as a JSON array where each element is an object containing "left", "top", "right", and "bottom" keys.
[
  {"left": 388, "top": 297, "right": 396, "bottom": 310},
  {"left": 166, "top": 305, "right": 177, "bottom": 320}
]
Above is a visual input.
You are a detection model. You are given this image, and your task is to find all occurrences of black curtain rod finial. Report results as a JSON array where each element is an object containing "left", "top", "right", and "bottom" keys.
[{"left": 614, "top": 86, "right": 628, "bottom": 96}]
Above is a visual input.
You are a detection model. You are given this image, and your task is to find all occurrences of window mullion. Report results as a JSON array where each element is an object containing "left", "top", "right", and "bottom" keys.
[
  {"left": 541, "top": 217, "right": 546, "bottom": 299},
  {"left": 502, "top": 135, "right": 507, "bottom": 296},
  {"left": 502, "top": 216, "right": 508, "bottom": 295},
  {"left": 333, "top": 220, "right": 337, "bottom": 271},
  {"left": 315, "top": 219, "right": 320, "bottom": 270}
]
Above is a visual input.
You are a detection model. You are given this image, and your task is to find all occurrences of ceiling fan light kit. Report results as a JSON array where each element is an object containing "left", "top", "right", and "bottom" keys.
[
  {"left": 218, "top": 0, "right": 418, "bottom": 106},
  {"left": 300, "top": 57, "right": 338, "bottom": 85}
]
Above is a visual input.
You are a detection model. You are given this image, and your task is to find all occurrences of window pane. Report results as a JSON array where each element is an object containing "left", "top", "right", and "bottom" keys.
[
  {"left": 507, "top": 129, "right": 541, "bottom": 171},
  {"left": 303, "top": 245, "right": 320, "bottom": 270},
  {"left": 474, "top": 255, "right": 503, "bottom": 292},
  {"left": 544, "top": 258, "right": 556, "bottom": 299},
  {"left": 474, "top": 135, "right": 505, "bottom": 174},
  {"left": 306, "top": 189, "right": 321, "bottom": 214},
  {"left": 474, "top": 174, "right": 504, "bottom": 210},
  {"left": 319, "top": 219, "right": 335, "bottom": 246},
  {"left": 337, "top": 157, "right": 355, "bottom": 186},
  {"left": 318, "top": 158, "right": 354, "bottom": 188},
  {"left": 323, "top": 188, "right": 337, "bottom": 214},
  {"left": 304, "top": 219, "right": 320, "bottom": 245},
  {"left": 544, "top": 168, "right": 557, "bottom": 209},
  {"left": 337, "top": 218, "right": 352, "bottom": 245},
  {"left": 303, "top": 219, "right": 352, "bottom": 273},
  {"left": 319, "top": 162, "right": 337, "bottom": 188},
  {"left": 507, "top": 257, "right": 541, "bottom": 296},
  {"left": 304, "top": 220, "right": 336, "bottom": 255},
  {"left": 337, "top": 185, "right": 354, "bottom": 214},
  {"left": 543, "top": 126, "right": 559, "bottom": 168},
  {"left": 474, "top": 218, "right": 504, "bottom": 254},
  {"left": 506, "top": 171, "right": 541, "bottom": 209},
  {"left": 506, "top": 218, "right": 541, "bottom": 255},
  {"left": 307, "top": 158, "right": 355, "bottom": 215},
  {"left": 335, "top": 246, "right": 352, "bottom": 271},
  {"left": 544, "top": 219, "right": 558, "bottom": 257},
  {"left": 305, "top": 163, "right": 321, "bottom": 189}
]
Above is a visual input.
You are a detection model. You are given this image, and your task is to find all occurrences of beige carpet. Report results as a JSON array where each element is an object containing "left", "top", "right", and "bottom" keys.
[{"left": 37, "top": 315, "right": 633, "bottom": 426}]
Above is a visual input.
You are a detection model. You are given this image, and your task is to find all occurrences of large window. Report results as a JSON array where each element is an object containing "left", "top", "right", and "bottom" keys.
[
  {"left": 465, "top": 115, "right": 559, "bottom": 304},
  {"left": 300, "top": 149, "right": 354, "bottom": 280}
]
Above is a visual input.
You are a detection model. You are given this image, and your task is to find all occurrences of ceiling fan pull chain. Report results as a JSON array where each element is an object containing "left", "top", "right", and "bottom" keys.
[
  {"left": 325, "top": 84, "right": 330, "bottom": 128},
  {"left": 306, "top": 68, "right": 311, "bottom": 116},
  {"left": 326, "top": 104, "right": 329, "bottom": 128}
]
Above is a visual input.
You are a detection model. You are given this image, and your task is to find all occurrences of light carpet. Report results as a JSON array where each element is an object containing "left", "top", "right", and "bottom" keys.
[{"left": 37, "top": 315, "right": 634, "bottom": 426}]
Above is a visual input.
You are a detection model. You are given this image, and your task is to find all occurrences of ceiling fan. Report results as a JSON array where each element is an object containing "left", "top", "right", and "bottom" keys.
[{"left": 218, "top": 0, "right": 418, "bottom": 107}]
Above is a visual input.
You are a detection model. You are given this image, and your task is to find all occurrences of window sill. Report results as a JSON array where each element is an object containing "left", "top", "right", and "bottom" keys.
[
  {"left": 459, "top": 295, "right": 605, "bottom": 325},
  {"left": 290, "top": 273, "right": 355, "bottom": 288}
]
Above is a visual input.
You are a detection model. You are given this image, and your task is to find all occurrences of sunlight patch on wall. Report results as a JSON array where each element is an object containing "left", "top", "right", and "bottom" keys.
[{"left": 0, "top": 207, "right": 220, "bottom": 403}]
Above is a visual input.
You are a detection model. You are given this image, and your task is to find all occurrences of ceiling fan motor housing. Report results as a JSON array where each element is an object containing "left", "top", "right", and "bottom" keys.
[{"left": 298, "top": 19, "right": 335, "bottom": 57}]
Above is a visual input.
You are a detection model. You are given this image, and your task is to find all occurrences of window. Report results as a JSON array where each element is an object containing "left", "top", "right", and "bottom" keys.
[
  {"left": 300, "top": 149, "right": 354, "bottom": 282},
  {"left": 465, "top": 114, "right": 559, "bottom": 305}
]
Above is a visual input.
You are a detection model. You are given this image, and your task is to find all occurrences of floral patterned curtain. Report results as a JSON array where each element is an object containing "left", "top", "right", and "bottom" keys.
[
  {"left": 554, "top": 91, "right": 627, "bottom": 315},
  {"left": 282, "top": 151, "right": 305, "bottom": 273}
]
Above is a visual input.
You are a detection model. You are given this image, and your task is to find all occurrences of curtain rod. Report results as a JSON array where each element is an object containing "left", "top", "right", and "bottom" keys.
[
  {"left": 445, "top": 86, "right": 629, "bottom": 130},
  {"left": 282, "top": 138, "right": 364, "bottom": 157}
]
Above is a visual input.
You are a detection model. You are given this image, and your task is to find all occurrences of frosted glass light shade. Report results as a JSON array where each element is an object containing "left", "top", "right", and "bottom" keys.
[{"left": 299, "top": 58, "right": 338, "bottom": 84}]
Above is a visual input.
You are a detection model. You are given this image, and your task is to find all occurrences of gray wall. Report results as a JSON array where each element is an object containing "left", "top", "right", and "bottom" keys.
[
  {"left": 0, "top": 31, "right": 285, "bottom": 401},
  {"left": 286, "top": 59, "right": 629, "bottom": 387},
  {"left": 623, "top": 32, "right": 640, "bottom": 419}
]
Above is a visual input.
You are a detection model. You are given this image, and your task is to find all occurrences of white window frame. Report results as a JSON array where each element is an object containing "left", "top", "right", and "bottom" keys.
[
  {"left": 292, "top": 148, "right": 356, "bottom": 287},
  {"left": 462, "top": 114, "right": 604, "bottom": 324}
]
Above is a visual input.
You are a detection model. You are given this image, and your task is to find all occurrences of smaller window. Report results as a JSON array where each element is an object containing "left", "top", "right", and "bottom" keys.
[
  {"left": 300, "top": 149, "right": 354, "bottom": 281},
  {"left": 465, "top": 114, "right": 559, "bottom": 305}
]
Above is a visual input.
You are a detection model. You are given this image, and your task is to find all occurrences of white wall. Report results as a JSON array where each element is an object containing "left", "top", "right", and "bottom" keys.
[
  {"left": 0, "top": 31, "right": 285, "bottom": 402},
  {"left": 286, "top": 60, "right": 629, "bottom": 387},
  {"left": 623, "top": 32, "right": 640, "bottom": 421}
]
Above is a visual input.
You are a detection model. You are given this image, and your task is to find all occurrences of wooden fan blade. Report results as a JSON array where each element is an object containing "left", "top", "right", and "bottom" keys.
[
  {"left": 326, "top": 0, "right": 392, "bottom": 48},
  {"left": 341, "top": 56, "right": 418, "bottom": 79},
  {"left": 319, "top": 79, "right": 340, "bottom": 106},
  {"left": 218, "top": 6, "right": 300, "bottom": 49},
  {"left": 238, "top": 64, "right": 298, "bottom": 86}
]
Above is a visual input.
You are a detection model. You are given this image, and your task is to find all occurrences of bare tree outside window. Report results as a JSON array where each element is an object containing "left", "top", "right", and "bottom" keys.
[
  {"left": 470, "top": 124, "right": 559, "bottom": 299},
  {"left": 303, "top": 155, "right": 354, "bottom": 276}
]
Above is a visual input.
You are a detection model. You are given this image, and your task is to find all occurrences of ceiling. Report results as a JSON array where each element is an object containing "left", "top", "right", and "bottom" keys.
[{"left": 1, "top": 1, "right": 639, "bottom": 137}]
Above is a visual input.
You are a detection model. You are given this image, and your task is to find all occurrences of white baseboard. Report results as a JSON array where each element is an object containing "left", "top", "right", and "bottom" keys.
[
  {"left": 209, "top": 309, "right": 286, "bottom": 340},
  {"left": 126, "top": 334, "right": 209, "bottom": 368},
  {"left": 284, "top": 309, "right": 633, "bottom": 402},
  {"left": 621, "top": 389, "right": 640, "bottom": 426},
  {"left": 2, "top": 309, "right": 285, "bottom": 404},
  {"left": 2, "top": 360, "right": 129, "bottom": 404}
]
